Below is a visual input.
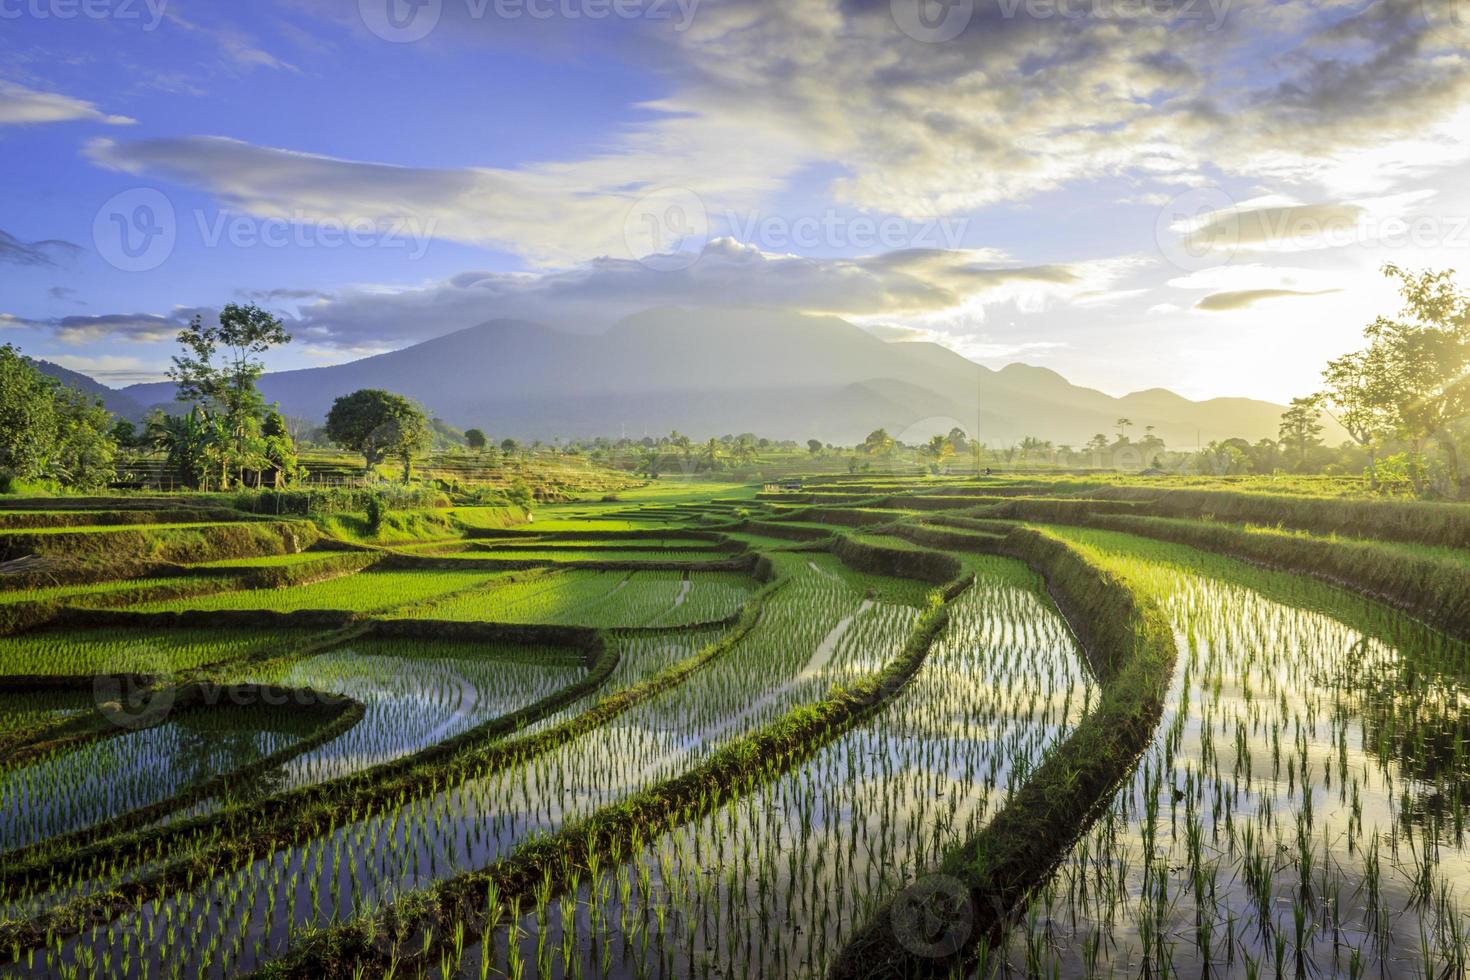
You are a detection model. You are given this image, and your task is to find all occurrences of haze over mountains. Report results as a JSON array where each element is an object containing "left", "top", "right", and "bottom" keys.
[{"left": 112, "top": 308, "right": 1293, "bottom": 447}]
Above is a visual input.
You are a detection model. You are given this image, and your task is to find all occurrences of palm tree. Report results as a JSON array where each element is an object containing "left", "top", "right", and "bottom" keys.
[
  {"left": 922, "top": 434, "right": 954, "bottom": 471},
  {"left": 702, "top": 437, "right": 722, "bottom": 470}
]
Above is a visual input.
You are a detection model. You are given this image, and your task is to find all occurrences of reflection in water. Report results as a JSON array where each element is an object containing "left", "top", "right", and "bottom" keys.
[{"left": 997, "top": 528, "right": 1470, "bottom": 979}]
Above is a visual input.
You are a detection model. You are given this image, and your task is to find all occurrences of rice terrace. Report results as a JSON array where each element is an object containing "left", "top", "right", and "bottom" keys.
[
  {"left": 6, "top": 0, "right": 1470, "bottom": 976},
  {"left": 1, "top": 468, "right": 1468, "bottom": 979}
]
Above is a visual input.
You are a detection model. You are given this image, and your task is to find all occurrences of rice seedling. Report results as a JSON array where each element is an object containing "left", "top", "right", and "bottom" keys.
[
  {"left": 130, "top": 570, "right": 519, "bottom": 615},
  {"left": 452, "top": 555, "right": 1095, "bottom": 978},
  {"left": 6, "top": 482, "right": 1467, "bottom": 980},
  {"left": 991, "top": 526, "right": 1470, "bottom": 979},
  {"left": 222, "top": 637, "right": 585, "bottom": 789}
]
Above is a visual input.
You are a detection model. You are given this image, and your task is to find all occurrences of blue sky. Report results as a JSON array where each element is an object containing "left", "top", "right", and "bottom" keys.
[{"left": 3, "top": 0, "right": 1469, "bottom": 401}]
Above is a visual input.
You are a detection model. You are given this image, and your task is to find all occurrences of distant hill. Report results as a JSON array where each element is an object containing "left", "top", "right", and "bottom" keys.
[
  {"left": 29, "top": 359, "right": 147, "bottom": 421},
  {"left": 123, "top": 307, "right": 1303, "bottom": 447}
]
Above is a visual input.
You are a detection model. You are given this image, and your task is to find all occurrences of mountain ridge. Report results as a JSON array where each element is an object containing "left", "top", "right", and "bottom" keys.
[{"left": 117, "top": 307, "right": 1302, "bottom": 446}]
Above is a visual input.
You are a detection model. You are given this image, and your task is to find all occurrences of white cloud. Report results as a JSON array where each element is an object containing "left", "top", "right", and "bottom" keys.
[{"left": 0, "top": 81, "right": 134, "bottom": 126}]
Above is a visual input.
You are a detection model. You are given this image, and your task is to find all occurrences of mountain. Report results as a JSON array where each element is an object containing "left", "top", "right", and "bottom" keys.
[
  {"left": 29, "top": 359, "right": 147, "bottom": 421},
  {"left": 124, "top": 307, "right": 1300, "bottom": 447}
]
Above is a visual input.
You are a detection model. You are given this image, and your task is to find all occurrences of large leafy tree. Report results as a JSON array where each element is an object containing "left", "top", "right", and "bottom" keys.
[
  {"left": 0, "top": 345, "right": 59, "bottom": 483},
  {"left": 1321, "top": 346, "right": 1395, "bottom": 486},
  {"left": 49, "top": 386, "right": 117, "bottom": 492},
  {"left": 325, "top": 389, "right": 430, "bottom": 482},
  {"left": 0, "top": 345, "right": 118, "bottom": 492},
  {"left": 1360, "top": 265, "right": 1470, "bottom": 493},
  {"left": 168, "top": 304, "right": 292, "bottom": 488},
  {"left": 861, "top": 428, "right": 895, "bottom": 456}
]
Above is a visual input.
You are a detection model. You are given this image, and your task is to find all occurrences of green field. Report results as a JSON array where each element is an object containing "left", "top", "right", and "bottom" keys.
[{"left": 1, "top": 474, "right": 1468, "bottom": 979}]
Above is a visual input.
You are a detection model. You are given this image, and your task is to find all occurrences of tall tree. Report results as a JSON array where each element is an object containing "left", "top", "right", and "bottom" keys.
[
  {"left": 1321, "top": 346, "right": 1395, "bottom": 487},
  {"left": 922, "top": 434, "right": 955, "bottom": 472},
  {"left": 1279, "top": 396, "right": 1325, "bottom": 471},
  {"left": 1358, "top": 265, "right": 1470, "bottom": 494},
  {"left": 260, "top": 410, "right": 298, "bottom": 488},
  {"left": 464, "top": 428, "right": 487, "bottom": 452},
  {"left": 168, "top": 304, "right": 291, "bottom": 488}
]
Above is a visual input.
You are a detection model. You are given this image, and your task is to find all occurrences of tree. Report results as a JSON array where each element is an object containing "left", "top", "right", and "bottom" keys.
[
  {"left": 0, "top": 346, "right": 119, "bottom": 492},
  {"left": 1358, "top": 265, "right": 1470, "bottom": 494},
  {"left": 465, "top": 428, "right": 487, "bottom": 452},
  {"left": 946, "top": 427, "right": 970, "bottom": 455},
  {"left": 110, "top": 419, "right": 139, "bottom": 450},
  {"left": 1279, "top": 396, "right": 1325, "bottom": 471},
  {"left": 807, "top": 438, "right": 824, "bottom": 456},
  {"left": 168, "top": 305, "right": 291, "bottom": 488},
  {"left": 1115, "top": 418, "right": 1133, "bottom": 443},
  {"left": 922, "top": 434, "right": 954, "bottom": 473},
  {"left": 500, "top": 438, "right": 519, "bottom": 455},
  {"left": 260, "top": 409, "right": 298, "bottom": 488},
  {"left": 703, "top": 437, "right": 723, "bottom": 470},
  {"left": 0, "top": 345, "right": 59, "bottom": 484},
  {"left": 861, "top": 428, "right": 895, "bottom": 457},
  {"left": 729, "top": 434, "right": 758, "bottom": 466},
  {"left": 49, "top": 386, "right": 118, "bottom": 492},
  {"left": 325, "top": 389, "right": 430, "bottom": 482},
  {"left": 147, "top": 408, "right": 216, "bottom": 490},
  {"left": 670, "top": 430, "right": 693, "bottom": 466},
  {"left": 1321, "top": 347, "right": 1393, "bottom": 486}
]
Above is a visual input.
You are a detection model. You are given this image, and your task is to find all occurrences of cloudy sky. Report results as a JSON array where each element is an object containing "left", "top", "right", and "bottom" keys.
[{"left": 2, "top": 0, "right": 1468, "bottom": 401}]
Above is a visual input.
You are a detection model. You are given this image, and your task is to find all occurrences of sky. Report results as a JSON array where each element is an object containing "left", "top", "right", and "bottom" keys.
[{"left": 1, "top": 0, "right": 1468, "bottom": 403}]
